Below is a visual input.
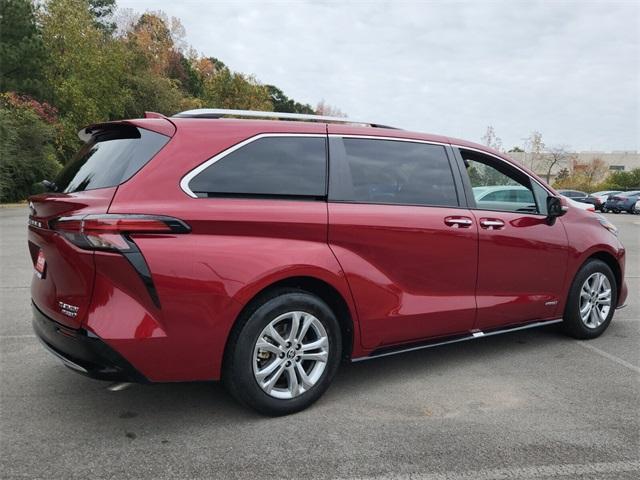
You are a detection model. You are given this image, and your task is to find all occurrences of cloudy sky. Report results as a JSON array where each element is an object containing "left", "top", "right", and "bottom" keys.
[{"left": 118, "top": 0, "right": 639, "bottom": 151}]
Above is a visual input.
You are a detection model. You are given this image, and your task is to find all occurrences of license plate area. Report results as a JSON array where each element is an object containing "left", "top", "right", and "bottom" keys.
[{"left": 35, "top": 250, "right": 46, "bottom": 279}]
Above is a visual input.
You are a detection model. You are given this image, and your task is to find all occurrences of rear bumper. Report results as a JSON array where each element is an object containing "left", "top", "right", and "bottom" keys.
[{"left": 32, "top": 302, "right": 147, "bottom": 383}]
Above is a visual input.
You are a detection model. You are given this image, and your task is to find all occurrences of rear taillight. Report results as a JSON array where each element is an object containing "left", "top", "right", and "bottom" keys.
[
  {"left": 51, "top": 214, "right": 190, "bottom": 251},
  {"left": 50, "top": 214, "right": 189, "bottom": 309}
]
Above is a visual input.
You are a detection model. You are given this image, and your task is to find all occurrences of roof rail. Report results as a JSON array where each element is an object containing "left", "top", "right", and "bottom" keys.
[{"left": 172, "top": 108, "right": 398, "bottom": 129}]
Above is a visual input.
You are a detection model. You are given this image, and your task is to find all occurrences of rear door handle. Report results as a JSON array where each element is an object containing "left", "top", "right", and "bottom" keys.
[
  {"left": 444, "top": 216, "right": 473, "bottom": 228},
  {"left": 479, "top": 218, "right": 505, "bottom": 230}
]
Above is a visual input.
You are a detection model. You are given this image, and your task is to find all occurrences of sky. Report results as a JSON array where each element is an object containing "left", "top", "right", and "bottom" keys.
[{"left": 117, "top": 0, "right": 640, "bottom": 152}]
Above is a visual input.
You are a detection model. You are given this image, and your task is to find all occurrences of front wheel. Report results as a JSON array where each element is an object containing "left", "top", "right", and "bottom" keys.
[
  {"left": 562, "top": 259, "right": 617, "bottom": 339},
  {"left": 223, "top": 290, "right": 342, "bottom": 416}
]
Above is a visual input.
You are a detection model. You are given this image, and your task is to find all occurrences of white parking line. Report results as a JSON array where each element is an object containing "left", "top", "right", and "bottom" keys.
[
  {"left": 348, "top": 460, "right": 640, "bottom": 480},
  {"left": 0, "top": 334, "right": 36, "bottom": 339},
  {"left": 578, "top": 341, "right": 640, "bottom": 374}
]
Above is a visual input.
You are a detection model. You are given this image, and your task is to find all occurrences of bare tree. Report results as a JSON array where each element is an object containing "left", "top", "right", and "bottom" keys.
[
  {"left": 558, "top": 157, "right": 609, "bottom": 191},
  {"left": 540, "top": 145, "right": 571, "bottom": 183},
  {"left": 481, "top": 126, "right": 502, "bottom": 151},
  {"left": 581, "top": 157, "right": 608, "bottom": 186},
  {"left": 524, "top": 131, "right": 545, "bottom": 171},
  {"left": 316, "top": 100, "right": 346, "bottom": 117}
]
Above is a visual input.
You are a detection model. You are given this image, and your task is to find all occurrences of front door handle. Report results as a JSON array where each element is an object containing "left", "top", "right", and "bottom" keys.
[
  {"left": 444, "top": 216, "right": 473, "bottom": 228},
  {"left": 479, "top": 218, "right": 505, "bottom": 230}
]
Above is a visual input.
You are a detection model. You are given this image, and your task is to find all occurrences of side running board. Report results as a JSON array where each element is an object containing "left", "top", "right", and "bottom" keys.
[{"left": 352, "top": 319, "right": 563, "bottom": 362}]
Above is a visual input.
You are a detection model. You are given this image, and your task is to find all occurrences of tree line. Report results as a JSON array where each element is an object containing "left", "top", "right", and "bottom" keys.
[
  {"left": 0, "top": 0, "right": 342, "bottom": 202},
  {"left": 481, "top": 126, "right": 640, "bottom": 193}
]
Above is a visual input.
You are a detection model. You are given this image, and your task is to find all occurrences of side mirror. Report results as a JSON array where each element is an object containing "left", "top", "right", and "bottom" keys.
[{"left": 546, "top": 195, "right": 566, "bottom": 225}]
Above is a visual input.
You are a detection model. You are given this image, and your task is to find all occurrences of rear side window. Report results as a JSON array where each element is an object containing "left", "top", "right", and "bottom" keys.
[
  {"left": 329, "top": 137, "right": 458, "bottom": 207},
  {"left": 55, "top": 126, "right": 169, "bottom": 193},
  {"left": 187, "top": 136, "right": 327, "bottom": 198}
]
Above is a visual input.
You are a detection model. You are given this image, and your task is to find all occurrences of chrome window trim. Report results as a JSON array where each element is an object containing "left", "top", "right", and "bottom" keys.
[
  {"left": 329, "top": 135, "right": 550, "bottom": 194},
  {"left": 180, "top": 133, "right": 553, "bottom": 203},
  {"left": 328, "top": 133, "right": 449, "bottom": 147},
  {"left": 179, "top": 133, "right": 327, "bottom": 198}
]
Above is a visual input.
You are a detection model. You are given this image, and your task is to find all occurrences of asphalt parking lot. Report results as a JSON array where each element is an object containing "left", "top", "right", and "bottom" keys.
[{"left": 1, "top": 205, "right": 638, "bottom": 479}]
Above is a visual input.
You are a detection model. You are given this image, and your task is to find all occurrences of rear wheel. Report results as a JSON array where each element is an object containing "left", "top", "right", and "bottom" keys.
[
  {"left": 562, "top": 259, "right": 617, "bottom": 339},
  {"left": 223, "top": 290, "right": 341, "bottom": 416}
]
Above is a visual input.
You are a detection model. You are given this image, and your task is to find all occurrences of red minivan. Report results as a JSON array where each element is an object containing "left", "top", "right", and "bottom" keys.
[{"left": 28, "top": 109, "right": 627, "bottom": 415}]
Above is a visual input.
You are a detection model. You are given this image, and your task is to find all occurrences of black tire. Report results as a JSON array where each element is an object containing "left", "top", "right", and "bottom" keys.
[
  {"left": 612, "top": 209, "right": 620, "bottom": 214},
  {"left": 562, "top": 259, "right": 617, "bottom": 339},
  {"left": 223, "top": 289, "right": 342, "bottom": 416}
]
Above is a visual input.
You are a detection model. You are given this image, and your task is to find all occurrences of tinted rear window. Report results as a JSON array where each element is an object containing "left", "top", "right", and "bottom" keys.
[
  {"left": 55, "top": 126, "right": 169, "bottom": 193},
  {"left": 188, "top": 136, "right": 327, "bottom": 197},
  {"left": 329, "top": 137, "right": 458, "bottom": 207}
]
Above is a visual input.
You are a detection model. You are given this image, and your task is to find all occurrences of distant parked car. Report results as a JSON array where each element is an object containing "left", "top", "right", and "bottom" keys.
[
  {"left": 472, "top": 186, "right": 595, "bottom": 213},
  {"left": 565, "top": 197, "right": 595, "bottom": 212},
  {"left": 472, "top": 185, "right": 536, "bottom": 212},
  {"left": 558, "top": 190, "right": 602, "bottom": 211},
  {"left": 591, "top": 190, "right": 621, "bottom": 211},
  {"left": 604, "top": 191, "right": 640, "bottom": 214}
]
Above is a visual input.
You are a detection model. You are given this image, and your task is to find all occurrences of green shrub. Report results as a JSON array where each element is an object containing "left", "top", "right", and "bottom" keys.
[
  {"left": 0, "top": 100, "right": 61, "bottom": 202},
  {"left": 594, "top": 169, "right": 640, "bottom": 191}
]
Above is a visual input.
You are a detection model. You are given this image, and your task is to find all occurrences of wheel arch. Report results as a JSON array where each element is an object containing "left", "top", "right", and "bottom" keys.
[
  {"left": 586, "top": 251, "right": 623, "bottom": 303},
  {"left": 223, "top": 275, "right": 357, "bottom": 373}
]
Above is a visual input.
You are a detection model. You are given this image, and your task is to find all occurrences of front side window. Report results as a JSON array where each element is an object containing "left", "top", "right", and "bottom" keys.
[
  {"left": 462, "top": 149, "right": 540, "bottom": 214},
  {"left": 188, "top": 136, "right": 327, "bottom": 198},
  {"left": 329, "top": 137, "right": 458, "bottom": 207}
]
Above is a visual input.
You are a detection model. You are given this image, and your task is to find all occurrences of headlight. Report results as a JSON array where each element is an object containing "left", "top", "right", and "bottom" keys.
[{"left": 596, "top": 214, "right": 618, "bottom": 236}]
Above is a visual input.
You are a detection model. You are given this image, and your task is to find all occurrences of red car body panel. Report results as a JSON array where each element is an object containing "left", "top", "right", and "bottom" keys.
[
  {"left": 557, "top": 205, "right": 627, "bottom": 310},
  {"left": 27, "top": 117, "right": 627, "bottom": 383},
  {"left": 28, "top": 188, "right": 116, "bottom": 328},
  {"left": 327, "top": 202, "right": 478, "bottom": 349},
  {"left": 471, "top": 210, "right": 569, "bottom": 330},
  {"left": 88, "top": 197, "right": 360, "bottom": 381}
]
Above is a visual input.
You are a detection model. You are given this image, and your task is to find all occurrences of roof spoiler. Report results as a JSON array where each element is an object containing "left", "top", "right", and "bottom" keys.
[
  {"left": 78, "top": 116, "right": 176, "bottom": 142},
  {"left": 144, "top": 111, "right": 167, "bottom": 119}
]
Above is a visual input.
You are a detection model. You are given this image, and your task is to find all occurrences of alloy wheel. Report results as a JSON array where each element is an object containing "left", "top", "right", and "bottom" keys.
[
  {"left": 579, "top": 272, "right": 612, "bottom": 328},
  {"left": 253, "top": 311, "right": 329, "bottom": 399}
]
